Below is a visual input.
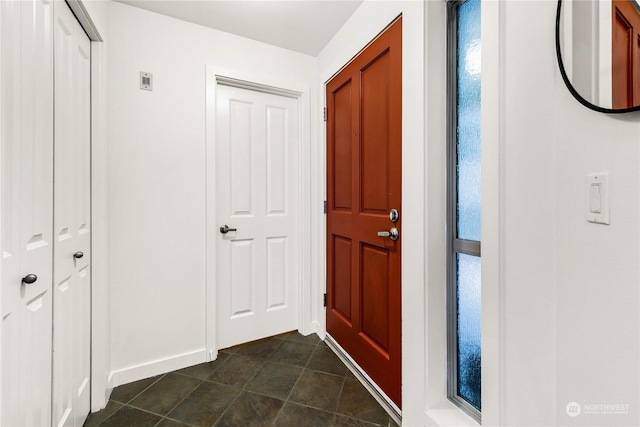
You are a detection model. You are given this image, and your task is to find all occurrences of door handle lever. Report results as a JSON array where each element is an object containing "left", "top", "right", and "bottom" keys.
[
  {"left": 377, "top": 227, "right": 399, "bottom": 241},
  {"left": 220, "top": 225, "right": 237, "bottom": 234}
]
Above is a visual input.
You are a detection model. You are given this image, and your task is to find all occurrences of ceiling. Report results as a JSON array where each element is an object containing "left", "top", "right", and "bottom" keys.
[{"left": 114, "top": 0, "right": 364, "bottom": 56}]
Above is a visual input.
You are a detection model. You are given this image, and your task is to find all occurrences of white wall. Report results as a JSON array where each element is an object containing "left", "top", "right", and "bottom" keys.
[
  {"left": 483, "top": 1, "right": 640, "bottom": 426},
  {"left": 107, "top": 1, "right": 315, "bottom": 386}
]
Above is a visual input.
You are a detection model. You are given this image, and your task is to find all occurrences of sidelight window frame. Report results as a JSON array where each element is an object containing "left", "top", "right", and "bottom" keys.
[{"left": 446, "top": 0, "right": 482, "bottom": 423}]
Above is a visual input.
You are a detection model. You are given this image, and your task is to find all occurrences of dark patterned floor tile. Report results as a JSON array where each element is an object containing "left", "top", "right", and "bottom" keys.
[
  {"left": 167, "top": 381, "right": 239, "bottom": 426},
  {"left": 335, "top": 378, "right": 389, "bottom": 425},
  {"left": 331, "top": 414, "right": 382, "bottom": 426},
  {"left": 269, "top": 340, "right": 316, "bottom": 367},
  {"left": 219, "top": 344, "right": 240, "bottom": 354},
  {"left": 109, "top": 375, "right": 163, "bottom": 404},
  {"left": 257, "top": 360, "right": 303, "bottom": 378},
  {"left": 83, "top": 401, "right": 124, "bottom": 427},
  {"left": 214, "top": 391, "right": 284, "bottom": 427},
  {"left": 234, "top": 336, "right": 283, "bottom": 360},
  {"left": 174, "top": 353, "right": 231, "bottom": 380},
  {"left": 99, "top": 406, "right": 162, "bottom": 427},
  {"left": 273, "top": 402, "right": 334, "bottom": 427},
  {"left": 285, "top": 332, "right": 321, "bottom": 345},
  {"left": 288, "top": 369, "right": 344, "bottom": 412},
  {"left": 128, "top": 373, "right": 202, "bottom": 416},
  {"left": 245, "top": 365, "right": 300, "bottom": 400},
  {"left": 272, "top": 331, "right": 295, "bottom": 340},
  {"left": 307, "top": 346, "right": 349, "bottom": 376},
  {"left": 208, "top": 354, "right": 264, "bottom": 388},
  {"left": 156, "top": 418, "right": 193, "bottom": 427}
]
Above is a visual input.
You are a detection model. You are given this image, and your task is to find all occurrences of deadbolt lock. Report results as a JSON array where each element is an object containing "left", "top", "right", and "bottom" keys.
[{"left": 389, "top": 209, "right": 399, "bottom": 223}]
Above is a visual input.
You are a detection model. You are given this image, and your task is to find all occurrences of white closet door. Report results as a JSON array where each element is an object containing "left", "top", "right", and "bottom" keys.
[
  {"left": 216, "top": 83, "right": 300, "bottom": 349},
  {"left": 0, "top": 0, "right": 54, "bottom": 426},
  {"left": 52, "top": 1, "right": 91, "bottom": 426}
]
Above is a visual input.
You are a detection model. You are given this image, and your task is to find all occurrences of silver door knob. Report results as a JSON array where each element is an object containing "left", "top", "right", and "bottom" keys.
[
  {"left": 22, "top": 274, "right": 38, "bottom": 284},
  {"left": 377, "top": 227, "right": 399, "bottom": 241},
  {"left": 220, "top": 225, "right": 237, "bottom": 234},
  {"left": 74, "top": 251, "right": 84, "bottom": 259}
]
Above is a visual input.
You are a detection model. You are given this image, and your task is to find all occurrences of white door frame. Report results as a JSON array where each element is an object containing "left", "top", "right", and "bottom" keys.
[
  {"left": 64, "top": 0, "right": 110, "bottom": 413},
  {"left": 205, "top": 66, "right": 313, "bottom": 361}
]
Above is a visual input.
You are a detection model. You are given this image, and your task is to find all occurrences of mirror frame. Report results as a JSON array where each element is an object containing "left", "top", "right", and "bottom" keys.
[{"left": 556, "top": 0, "right": 640, "bottom": 113}]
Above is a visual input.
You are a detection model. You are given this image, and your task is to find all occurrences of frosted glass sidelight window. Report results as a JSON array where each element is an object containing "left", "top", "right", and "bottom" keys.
[
  {"left": 456, "top": 0, "right": 481, "bottom": 242},
  {"left": 456, "top": 253, "right": 481, "bottom": 410},
  {"left": 447, "top": 0, "right": 481, "bottom": 421}
]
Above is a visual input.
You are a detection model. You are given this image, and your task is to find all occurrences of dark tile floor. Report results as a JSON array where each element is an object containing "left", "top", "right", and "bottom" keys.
[{"left": 84, "top": 332, "right": 399, "bottom": 427}]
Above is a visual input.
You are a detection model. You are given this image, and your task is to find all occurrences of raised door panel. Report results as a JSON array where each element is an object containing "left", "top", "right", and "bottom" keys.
[
  {"left": 360, "top": 51, "right": 391, "bottom": 214},
  {"left": 229, "top": 100, "right": 254, "bottom": 216},
  {"left": 266, "top": 106, "right": 287, "bottom": 215},
  {"left": 330, "top": 80, "right": 353, "bottom": 211},
  {"left": 0, "top": 1, "right": 54, "bottom": 425}
]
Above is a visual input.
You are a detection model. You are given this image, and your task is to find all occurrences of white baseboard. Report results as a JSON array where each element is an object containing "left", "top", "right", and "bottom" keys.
[{"left": 109, "top": 349, "right": 207, "bottom": 388}]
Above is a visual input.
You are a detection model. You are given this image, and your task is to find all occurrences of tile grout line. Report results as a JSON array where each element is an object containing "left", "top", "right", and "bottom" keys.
[
  {"left": 94, "top": 373, "right": 168, "bottom": 426},
  {"left": 211, "top": 337, "right": 285, "bottom": 426},
  {"left": 271, "top": 335, "right": 321, "bottom": 426},
  {"left": 161, "top": 349, "right": 237, "bottom": 427},
  {"left": 119, "top": 372, "right": 167, "bottom": 405},
  {"left": 157, "top": 375, "right": 206, "bottom": 423}
]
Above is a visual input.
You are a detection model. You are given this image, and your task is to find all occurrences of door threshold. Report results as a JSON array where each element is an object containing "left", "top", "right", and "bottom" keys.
[{"left": 325, "top": 334, "right": 402, "bottom": 425}]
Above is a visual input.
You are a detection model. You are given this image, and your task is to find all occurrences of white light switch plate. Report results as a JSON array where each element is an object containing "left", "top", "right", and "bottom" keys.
[{"left": 586, "top": 173, "right": 609, "bottom": 225}]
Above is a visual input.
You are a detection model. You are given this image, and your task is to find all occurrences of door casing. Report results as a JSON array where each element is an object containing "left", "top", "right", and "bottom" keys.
[{"left": 205, "top": 69, "right": 313, "bottom": 359}]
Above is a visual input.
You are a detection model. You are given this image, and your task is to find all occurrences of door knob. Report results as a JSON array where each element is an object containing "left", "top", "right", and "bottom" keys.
[
  {"left": 74, "top": 251, "right": 84, "bottom": 259},
  {"left": 377, "top": 227, "right": 399, "bottom": 241},
  {"left": 22, "top": 274, "right": 38, "bottom": 284},
  {"left": 219, "top": 225, "right": 237, "bottom": 234}
]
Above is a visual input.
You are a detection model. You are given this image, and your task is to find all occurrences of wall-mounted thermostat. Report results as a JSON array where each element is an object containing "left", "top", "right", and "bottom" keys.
[{"left": 140, "top": 72, "right": 153, "bottom": 91}]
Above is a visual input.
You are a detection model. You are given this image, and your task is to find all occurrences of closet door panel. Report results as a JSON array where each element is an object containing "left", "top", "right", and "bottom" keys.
[
  {"left": 0, "top": 0, "right": 54, "bottom": 425},
  {"left": 52, "top": 1, "right": 91, "bottom": 425}
]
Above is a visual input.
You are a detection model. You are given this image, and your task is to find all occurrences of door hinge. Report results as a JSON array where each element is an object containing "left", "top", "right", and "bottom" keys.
[
  {"left": 323, "top": 200, "right": 327, "bottom": 214},
  {"left": 323, "top": 107, "right": 327, "bottom": 122},
  {"left": 323, "top": 293, "right": 327, "bottom": 307}
]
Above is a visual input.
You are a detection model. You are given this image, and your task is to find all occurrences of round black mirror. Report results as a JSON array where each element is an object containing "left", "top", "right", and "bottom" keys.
[{"left": 556, "top": 0, "right": 640, "bottom": 113}]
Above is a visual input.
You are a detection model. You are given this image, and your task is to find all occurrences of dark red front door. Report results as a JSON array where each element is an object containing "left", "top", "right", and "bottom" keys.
[{"left": 325, "top": 18, "right": 402, "bottom": 407}]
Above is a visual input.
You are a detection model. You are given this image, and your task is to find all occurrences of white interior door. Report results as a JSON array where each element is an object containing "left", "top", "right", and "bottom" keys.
[
  {"left": 216, "top": 82, "right": 300, "bottom": 349},
  {"left": 52, "top": 2, "right": 91, "bottom": 426},
  {"left": 0, "top": 1, "right": 54, "bottom": 425}
]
